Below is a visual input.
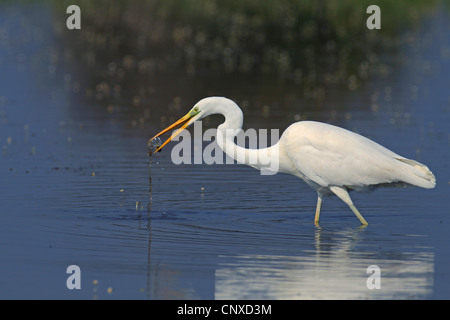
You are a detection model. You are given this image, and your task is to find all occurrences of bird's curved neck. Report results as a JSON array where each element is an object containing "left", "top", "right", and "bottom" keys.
[
  {"left": 216, "top": 102, "right": 244, "bottom": 133},
  {"left": 216, "top": 105, "right": 280, "bottom": 174}
]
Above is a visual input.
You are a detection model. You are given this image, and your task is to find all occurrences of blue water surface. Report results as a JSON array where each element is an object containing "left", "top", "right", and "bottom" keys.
[{"left": 0, "top": 2, "right": 449, "bottom": 299}]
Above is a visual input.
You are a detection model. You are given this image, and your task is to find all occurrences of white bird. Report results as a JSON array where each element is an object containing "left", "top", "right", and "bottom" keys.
[{"left": 149, "top": 97, "right": 436, "bottom": 225}]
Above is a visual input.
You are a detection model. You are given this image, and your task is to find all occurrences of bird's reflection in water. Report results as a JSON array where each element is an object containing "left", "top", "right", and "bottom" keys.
[{"left": 214, "top": 226, "right": 434, "bottom": 299}]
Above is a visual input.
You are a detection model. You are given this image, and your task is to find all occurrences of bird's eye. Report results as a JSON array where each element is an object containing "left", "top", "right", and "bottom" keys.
[{"left": 193, "top": 107, "right": 199, "bottom": 113}]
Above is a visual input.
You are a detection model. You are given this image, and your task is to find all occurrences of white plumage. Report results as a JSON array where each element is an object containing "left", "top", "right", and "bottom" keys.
[
  {"left": 149, "top": 97, "right": 436, "bottom": 225},
  {"left": 281, "top": 121, "right": 435, "bottom": 189}
]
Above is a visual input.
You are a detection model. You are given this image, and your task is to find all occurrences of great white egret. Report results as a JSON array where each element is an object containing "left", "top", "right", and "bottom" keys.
[{"left": 149, "top": 97, "right": 436, "bottom": 225}]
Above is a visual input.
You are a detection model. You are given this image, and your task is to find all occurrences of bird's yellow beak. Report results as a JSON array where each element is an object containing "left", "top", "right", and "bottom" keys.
[{"left": 148, "top": 107, "right": 200, "bottom": 153}]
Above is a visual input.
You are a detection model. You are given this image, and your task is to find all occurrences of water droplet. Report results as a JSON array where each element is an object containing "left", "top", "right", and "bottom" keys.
[{"left": 147, "top": 137, "right": 162, "bottom": 156}]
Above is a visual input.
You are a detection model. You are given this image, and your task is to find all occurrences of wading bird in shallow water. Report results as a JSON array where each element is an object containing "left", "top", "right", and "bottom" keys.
[{"left": 148, "top": 97, "right": 436, "bottom": 225}]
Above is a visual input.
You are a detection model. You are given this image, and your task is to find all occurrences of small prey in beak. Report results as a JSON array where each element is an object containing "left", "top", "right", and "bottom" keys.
[{"left": 148, "top": 106, "right": 201, "bottom": 153}]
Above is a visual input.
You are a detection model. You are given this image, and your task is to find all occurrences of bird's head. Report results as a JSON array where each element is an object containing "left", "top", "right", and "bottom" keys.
[{"left": 148, "top": 97, "right": 233, "bottom": 153}]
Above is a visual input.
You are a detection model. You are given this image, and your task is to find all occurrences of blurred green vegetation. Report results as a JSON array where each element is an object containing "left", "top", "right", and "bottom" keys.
[{"left": 44, "top": 0, "right": 446, "bottom": 109}]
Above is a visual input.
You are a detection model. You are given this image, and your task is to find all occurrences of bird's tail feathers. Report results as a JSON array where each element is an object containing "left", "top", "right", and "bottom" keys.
[{"left": 396, "top": 158, "right": 436, "bottom": 189}]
